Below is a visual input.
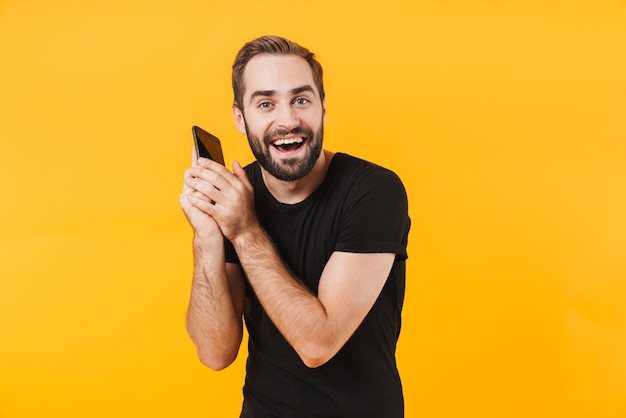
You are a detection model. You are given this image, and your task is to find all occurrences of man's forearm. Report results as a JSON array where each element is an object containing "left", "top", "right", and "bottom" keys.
[
  {"left": 186, "top": 234, "right": 243, "bottom": 370},
  {"left": 231, "top": 225, "right": 334, "bottom": 367}
]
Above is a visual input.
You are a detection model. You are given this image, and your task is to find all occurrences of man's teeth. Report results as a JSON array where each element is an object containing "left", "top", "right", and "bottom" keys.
[{"left": 273, "top": 138, "right": 303, "bottom": 146}]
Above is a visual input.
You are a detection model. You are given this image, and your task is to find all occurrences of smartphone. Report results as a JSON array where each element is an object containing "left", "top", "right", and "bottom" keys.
[{"left": 192, "top": 126, "right": 224, "bottom": 165}]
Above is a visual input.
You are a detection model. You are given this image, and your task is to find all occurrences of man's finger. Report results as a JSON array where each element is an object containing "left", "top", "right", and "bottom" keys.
[{"left": 233, "top": 161, "right": 253, "bottom": 192}]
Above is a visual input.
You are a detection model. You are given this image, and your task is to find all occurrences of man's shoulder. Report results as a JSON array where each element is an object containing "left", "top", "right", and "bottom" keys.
[{"left": 331, "top": 152, "right": 404, "bottom": 187}]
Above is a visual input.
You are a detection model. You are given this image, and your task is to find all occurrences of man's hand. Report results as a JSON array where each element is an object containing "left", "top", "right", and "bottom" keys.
[
  {"left": 180, "top": 150, "right": 222, "bottom": 238},
  {"left": 184, "top": 157, "right": 256, "bottom": 241}
]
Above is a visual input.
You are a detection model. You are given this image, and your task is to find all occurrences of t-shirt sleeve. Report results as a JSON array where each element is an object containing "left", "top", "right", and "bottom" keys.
[{"left": 335, "top": 167, "right": 410, "bottom": 260}]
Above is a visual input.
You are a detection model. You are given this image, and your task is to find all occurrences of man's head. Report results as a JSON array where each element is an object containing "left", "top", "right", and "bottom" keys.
[
  {"left": 232, "top": 36, "right": 325, "bottom": 111},
  {"left": 231, "top": 36, "right": 326, "bottom": 182}
]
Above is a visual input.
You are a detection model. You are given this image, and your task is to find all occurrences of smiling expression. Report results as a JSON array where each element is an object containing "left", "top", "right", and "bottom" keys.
[{"left": 233, "top": 54, "right": 326, "bottom": 181}]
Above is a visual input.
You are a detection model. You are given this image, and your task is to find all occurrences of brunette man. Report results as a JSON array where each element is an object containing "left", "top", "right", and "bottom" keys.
[{"left": 181, "top": 35, "right": 410, "bottom": 417}]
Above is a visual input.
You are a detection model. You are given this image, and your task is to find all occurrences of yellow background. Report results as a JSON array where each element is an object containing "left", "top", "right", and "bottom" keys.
[{"left": 1, "top": 0, "right": 625, "bottom": 417}]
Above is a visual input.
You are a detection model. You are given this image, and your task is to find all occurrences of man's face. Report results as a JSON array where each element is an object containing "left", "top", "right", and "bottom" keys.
[{"left": 233, "top": 54, "right": 325, "bottom": 181}]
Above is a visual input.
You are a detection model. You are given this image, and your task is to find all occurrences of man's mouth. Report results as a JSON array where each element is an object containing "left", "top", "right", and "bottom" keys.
[{"left": 271, "top": 137, "right": 305, "bottom": 152}]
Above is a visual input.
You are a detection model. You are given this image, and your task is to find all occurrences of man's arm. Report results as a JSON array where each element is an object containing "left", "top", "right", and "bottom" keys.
[
  {"left": 181, "top": 151, "right": 245, "bottom": 370},
  {"left": 232, "top": 225, "right": 395, "bottom": 368},
  {"left": 185, "top": 236, "right": 245, "bottom": 370}
]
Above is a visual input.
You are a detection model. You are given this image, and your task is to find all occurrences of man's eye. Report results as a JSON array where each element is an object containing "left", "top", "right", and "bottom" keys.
[
  {"left": 294, "top": 97, "right": 309, "bottom": 105},
  {"left": 259, "top": 101, "right": 272, "bottom": 109}
]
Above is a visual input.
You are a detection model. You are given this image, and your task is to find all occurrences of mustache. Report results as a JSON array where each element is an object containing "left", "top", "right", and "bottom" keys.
[{"left": 264, "top": 126, "right": 314, "bottom": 144}]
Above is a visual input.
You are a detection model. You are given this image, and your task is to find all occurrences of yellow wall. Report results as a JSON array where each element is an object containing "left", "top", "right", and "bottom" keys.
[{"left": 1, "top": 1, "right": 625, "bottom": 417}]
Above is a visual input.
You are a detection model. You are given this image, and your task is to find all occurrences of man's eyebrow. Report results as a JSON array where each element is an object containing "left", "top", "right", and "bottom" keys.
[
  {"left": 249, "top": 90, "right": 275, "bottom": 103},
  {"left": 291, "top": 85, "right": 315, "bottom": 95},
  {"left": 248, "top": 85, "right": 316, "bottom": 104}
]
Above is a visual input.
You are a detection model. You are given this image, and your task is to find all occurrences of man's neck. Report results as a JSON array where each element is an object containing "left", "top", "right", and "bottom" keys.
[{"left": 260, "top": 149, "right": 335, "bottom": 204}]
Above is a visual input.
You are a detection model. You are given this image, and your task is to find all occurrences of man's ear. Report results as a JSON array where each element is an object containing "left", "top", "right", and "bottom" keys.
[
  {"left": 322, "top": 99, "right": 326, "bottom": 124},
  {"left": 232, "top": 104, "right": 247, "bottom": 134}
]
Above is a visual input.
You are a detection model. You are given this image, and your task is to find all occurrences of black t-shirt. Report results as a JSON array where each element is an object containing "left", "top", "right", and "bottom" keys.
[{"left": 225, "top": 153, "right": 410, "bottom": 418}]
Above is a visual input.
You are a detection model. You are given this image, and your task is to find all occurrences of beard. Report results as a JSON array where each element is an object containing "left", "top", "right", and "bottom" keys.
[{"left": 246, "top": 122, "right": 324, "bottom": 181}]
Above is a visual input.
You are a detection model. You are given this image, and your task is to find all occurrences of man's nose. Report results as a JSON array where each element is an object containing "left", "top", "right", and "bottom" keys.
[{"left": 276, "top": 105, "right": 300, "bottom": 130}]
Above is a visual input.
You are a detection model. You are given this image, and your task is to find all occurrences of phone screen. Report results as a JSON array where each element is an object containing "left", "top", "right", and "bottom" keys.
[{"left": 192, "top": 126, "right": 225, "bottom": 165}]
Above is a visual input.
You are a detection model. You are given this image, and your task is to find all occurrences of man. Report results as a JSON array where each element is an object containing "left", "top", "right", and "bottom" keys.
[{"left": 180, "top": 35, "right": 410, "bottom": 417}]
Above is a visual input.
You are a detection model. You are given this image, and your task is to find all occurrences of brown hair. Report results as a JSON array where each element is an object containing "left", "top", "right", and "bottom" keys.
[{"left": 232, "top": 35, "right": 325, "bottom": 109}]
